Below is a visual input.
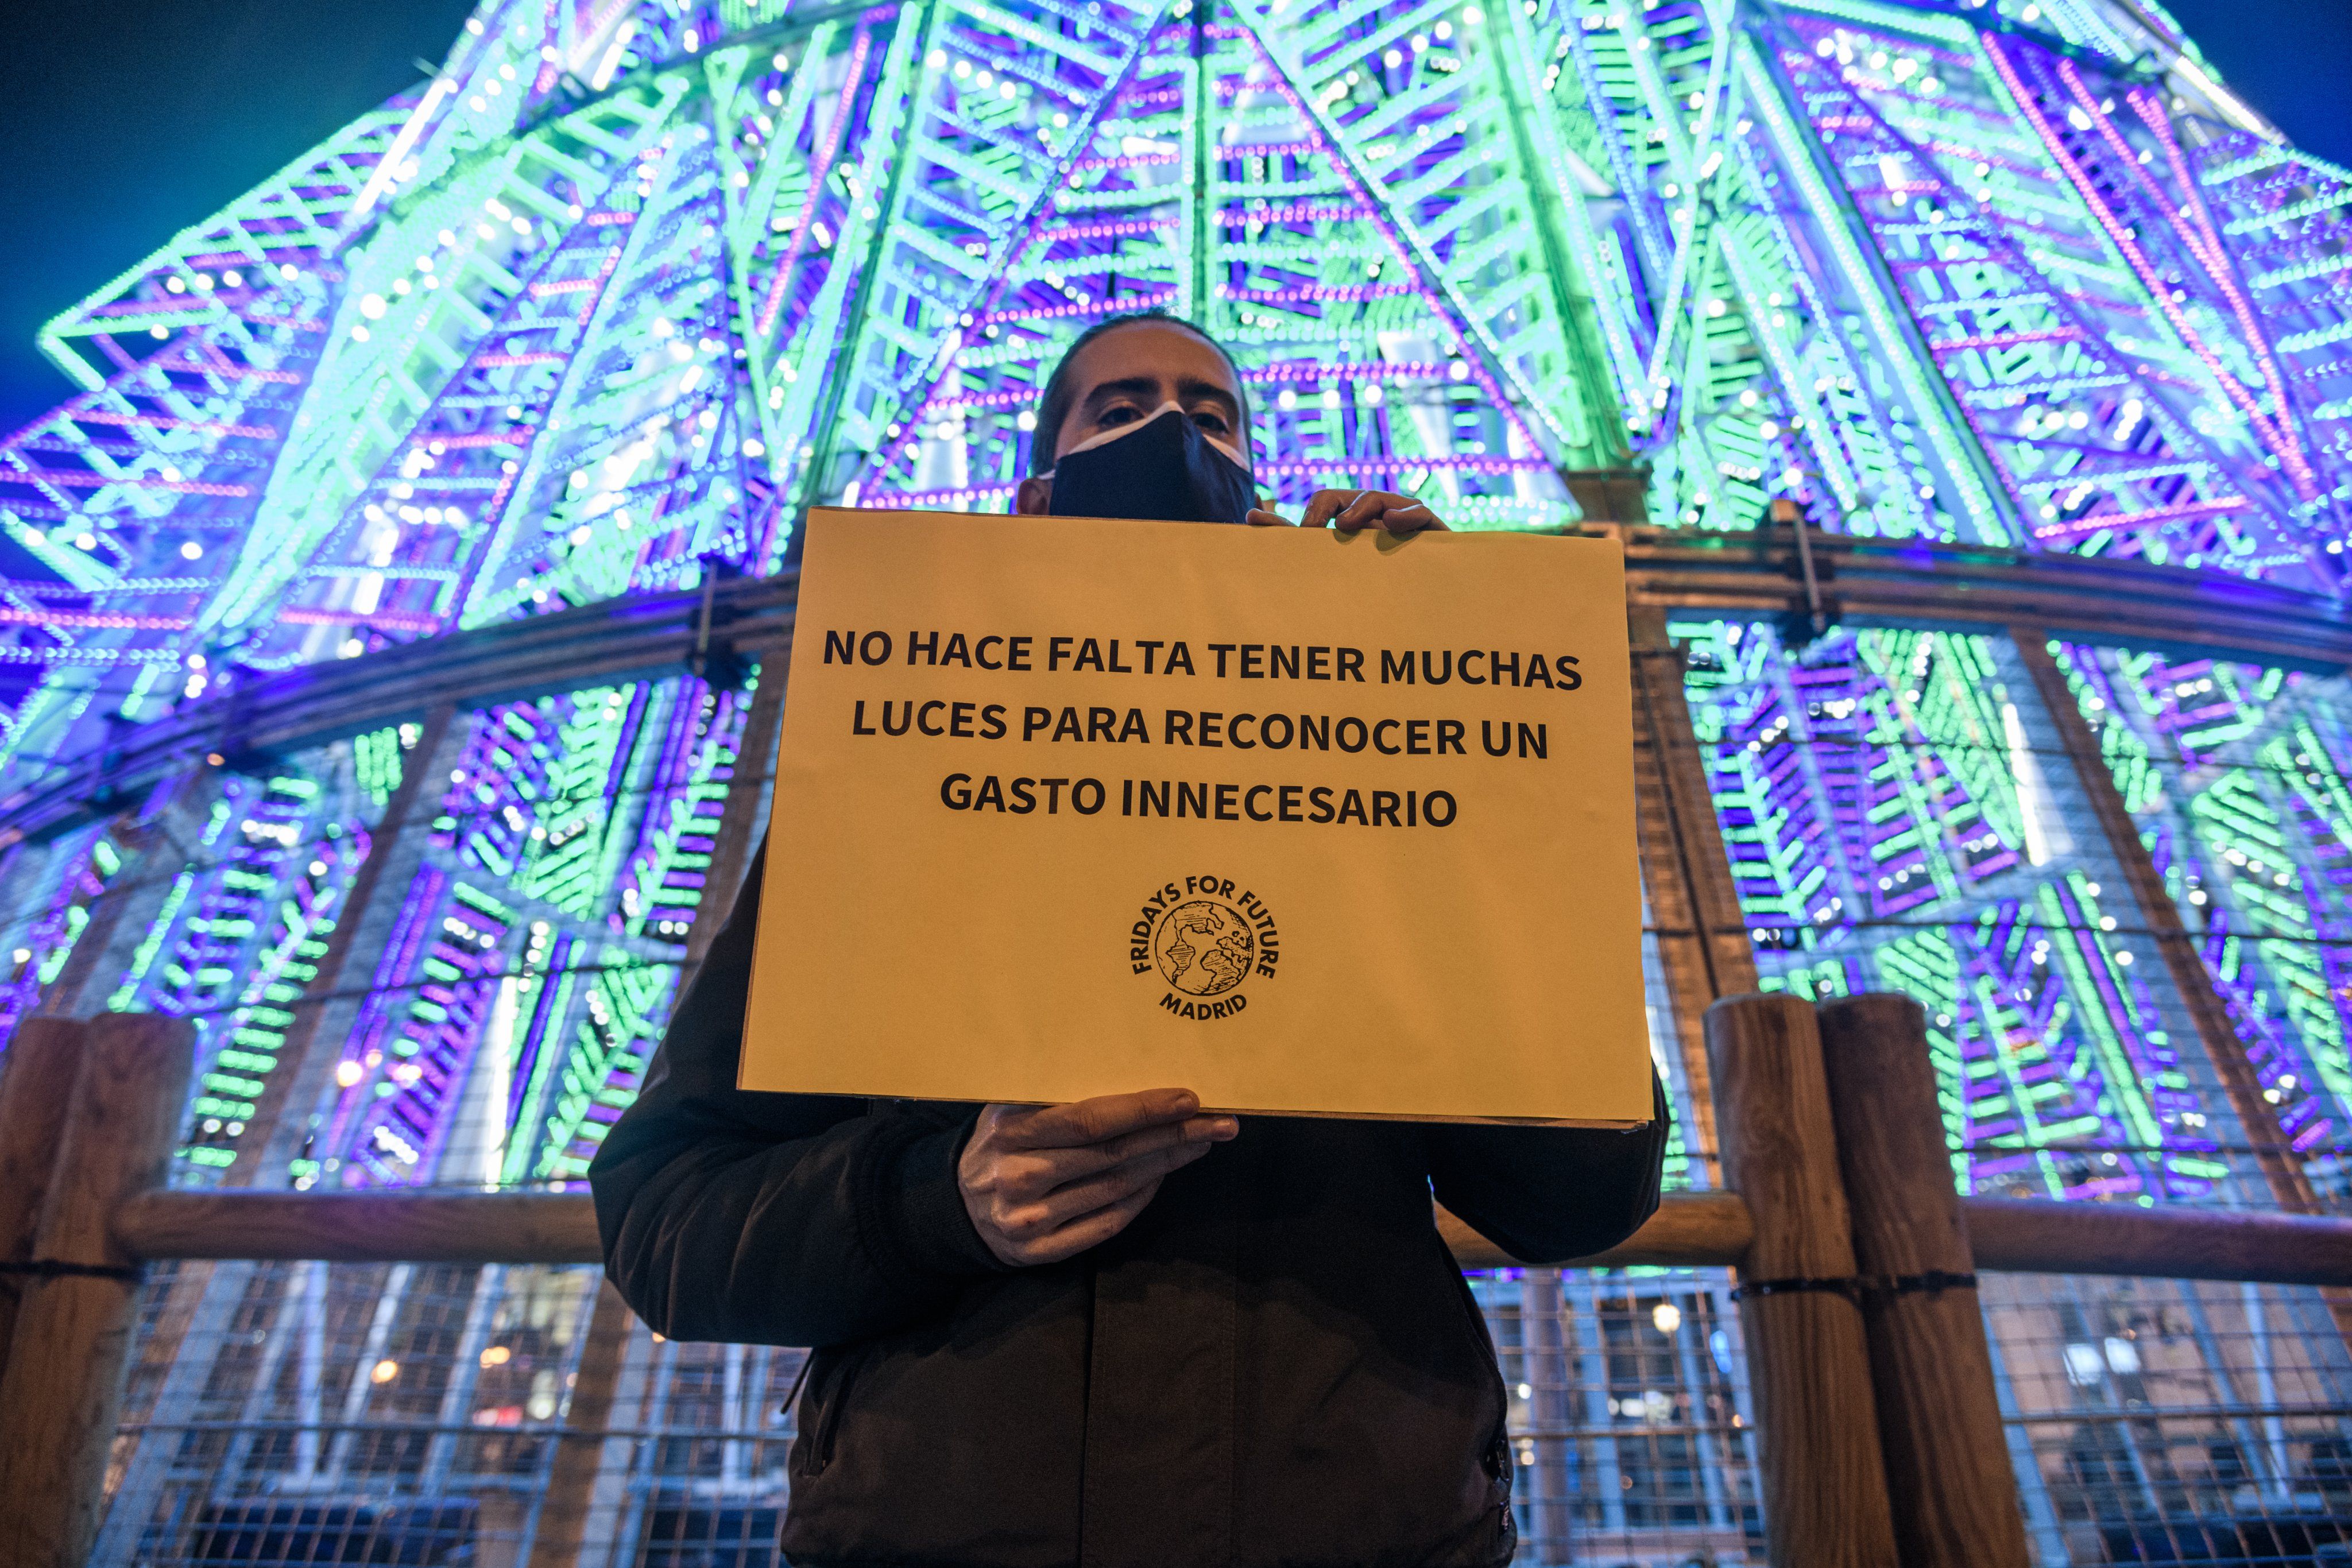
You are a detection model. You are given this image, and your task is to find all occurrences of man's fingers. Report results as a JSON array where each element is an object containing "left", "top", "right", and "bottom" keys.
[
  {"left": 1301, "top": 487, "right": 1445, "bottom": 533},
  {"left": 1020, "top": 1140, "right": 1210, "bottom": 1233},
  {"left": 1007, "top": 1113, "right": 1236, "bottom": 1187},
  {"left": 965, "top": 1091, "right": 1240, "bottom": 1264},
  {"left": 1245, "top": 507, "right": 1291, "bottom": 527},
  {"left": 1375, "top": 502, "right": 1446, "bottom": 533},
  {"left": 1336, "top": 493, "right": 1441, "bottom": 533},
  {"left": 1330, "top": 489, "right": 1387, "bottom": 530},
  {"left": 1000, "top": 1088, "right": 1202, "bottom": 1150},
  {"left": 1095, "top": 1113, "right": 1237, "bottom": 1164},
  {"left": 1298, "top": 488, "right": 1357, "bottom": 530},
  {"left": 1016, "top": 1179, "right": 1166, "bottom": 1266}
]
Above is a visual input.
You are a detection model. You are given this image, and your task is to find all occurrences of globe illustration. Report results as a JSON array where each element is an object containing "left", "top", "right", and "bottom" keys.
[{"left": 1152, "top": 901, "right": 1257, "bottom": 997}]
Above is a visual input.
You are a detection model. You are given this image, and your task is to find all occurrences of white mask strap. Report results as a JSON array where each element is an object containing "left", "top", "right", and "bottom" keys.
[{"left": 1041, "top": 401, "right": 1248, "bottom": 476}]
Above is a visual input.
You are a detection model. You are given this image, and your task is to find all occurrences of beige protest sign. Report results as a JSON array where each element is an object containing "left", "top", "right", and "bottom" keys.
[{"left": 740, "top": 507, "right": 1650, "bottom": 1125}]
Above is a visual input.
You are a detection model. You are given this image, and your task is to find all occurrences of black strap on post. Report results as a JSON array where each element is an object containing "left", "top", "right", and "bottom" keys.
[
  {"left": 1731, "top": 1270, "right": 1977, "bottom": 1303},
  {"left": 1731, "top": 1274, "right": 1864, "bottom": 1304},
  {"left": 1872, "top": 1268, "right": 1978, "bottom": 1298}
]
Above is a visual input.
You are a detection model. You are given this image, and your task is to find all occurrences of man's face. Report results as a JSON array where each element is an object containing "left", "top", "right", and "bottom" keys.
[{"left": 1015, "top": 321, "right": 1248, "bottom": 515}]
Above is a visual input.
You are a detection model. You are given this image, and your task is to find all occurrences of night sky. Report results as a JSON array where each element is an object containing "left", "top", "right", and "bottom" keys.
[{"left": 0, "top": 0, "right": 2346, "bottom": 438}]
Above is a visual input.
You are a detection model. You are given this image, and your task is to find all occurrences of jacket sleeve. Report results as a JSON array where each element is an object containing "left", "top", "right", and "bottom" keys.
[
  {"left": 589, "top": 838, "right": 1005, "bottom": 1348},
  {"left": 1423, "top": 1069, "right": 1670, "bottom": 1265}
]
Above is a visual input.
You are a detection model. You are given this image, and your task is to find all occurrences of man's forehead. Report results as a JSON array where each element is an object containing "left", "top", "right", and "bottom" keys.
[{"left": 1065, "top": 322, "right": 1238, "bottom": 396}]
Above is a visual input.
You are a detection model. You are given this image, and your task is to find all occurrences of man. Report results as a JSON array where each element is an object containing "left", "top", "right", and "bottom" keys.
[{"left": 591, "top": 311, "right": 1669, "bottom": 1568}]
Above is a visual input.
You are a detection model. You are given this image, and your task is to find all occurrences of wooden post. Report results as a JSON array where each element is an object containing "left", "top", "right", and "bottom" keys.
[
  {"left": 0, "top": 1013, "right": 194, "bottom": 1568},
  {"left": 524, "top": 1278, "right": 639, "bottom": 1568},
  {"left": 243, "top": 701, "right": 460, "bottom": 1179},
  {"left": 1815, "top": 993, "right": 2029, "bottom": 1568},
  {"left": 1704, "top": 992, "right": 1897, "bottom": 1568},
  {"left": 36, "top": 769, "right": 216, "bottom": 1020},
  {"left": 0, "top": 1019, "right": 86, "bottom": 1391}
]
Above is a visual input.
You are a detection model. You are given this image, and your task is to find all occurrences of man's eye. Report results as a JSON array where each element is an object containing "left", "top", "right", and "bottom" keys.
[
  {"left": 1191, "top": 411, "right": 1229, "bottom": 434},
  {"left": 1101, "top": 406, "right": 1140, "bottom": 426}
]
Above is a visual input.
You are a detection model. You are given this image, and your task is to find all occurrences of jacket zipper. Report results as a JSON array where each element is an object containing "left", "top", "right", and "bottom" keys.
[
  {"left": 797, "top": 1345, "right": 870, "bottom": 1477},
  {"left": 1435, "top": 1229, "right": 1515, "bottom": 1511}
]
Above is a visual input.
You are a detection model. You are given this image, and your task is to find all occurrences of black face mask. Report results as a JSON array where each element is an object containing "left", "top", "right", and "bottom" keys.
[{"left": 1045, "top": 404, "right": 1256, "bottom": 526}]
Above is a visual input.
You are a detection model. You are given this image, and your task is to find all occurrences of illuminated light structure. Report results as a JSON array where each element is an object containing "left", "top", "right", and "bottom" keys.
[{"left": 1, "top": 0, "right": 2350, "bottom": 1557}]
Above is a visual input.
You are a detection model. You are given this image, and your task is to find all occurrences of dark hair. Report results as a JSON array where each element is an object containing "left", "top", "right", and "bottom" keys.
[{"left": 1027, "top": 310, "right": 1252, "bottom": 477}]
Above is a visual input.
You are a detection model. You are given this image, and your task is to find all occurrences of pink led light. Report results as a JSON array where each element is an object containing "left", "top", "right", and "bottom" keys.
[
  {"left": 916, "top": 361, "right": 1467, "bottom": 423},
  {"left": 278, "top": 607, "right": 444, "bottom": 633},
  {"left": 1241, "top": 359, "right": 1452, "bottom": 383},
  {"left": 1214, "top": 202, "right": 1371, "bottom": 227},
  {"left": 63, "top": 410, "right": 276, "bottom": 440},
  {"left": 863, "top": 483, "right": 1020, "bottom": 509},
  {"left": 1928, "top": 327, "right": 2083, "bottom": 352},
  {"left": 184, "top": 249, "right": 277, "bottom": 270},
  {"left": 569, "top": 248, "right": 620, "bottom": 327},
  {"left": 912, "top": 360, "right": 1475, "bottom": 433},
  {"left": 1232, "top": 34, "right": 1548, "bottom": 468},
  {"left": 1797, "top": 41, "right": 2239, "bottom": 545},
  {"left": 584, "top": 210, "right": 635, "bottom": 226},
  {"left": 1214, "top": 140, "right": 1323, "bottom": 160},
  {"left": 2030, "top": 496, "right": 2250, "bottom": 541},
  {"left": 431, "top": 430, "right": 529, "bottom": 448},
  {"left": 1255, "top": 455, "right": 1546, "bottom": 478},
  {"left": 24, "top": 471, "right": 250, "bottom": 497},
  {"left": 88, "top": 300, "right": 198, "bottom": 322},
  {"left": 857, "top": 30, "right": 1546, "bottom": 506},
  {"left": 240, "top": 313, "right": 327, "bottom": 333},
  {"left": 975, "top": 288, "right": 1178, "bottom": 327},
  {"left": 2122, "top": 80, "right": 2316, "bottom": 501},
  {"left": 2057, "top": 61, "right": 2304, "bottom": 496},
  {"left": 754, "top": 22, "right": 874, "bottom": 339},
  {"left": 186, "top": 344, "right": 301, "bottom": 385},
  {"left": 475, "top": 352, "right": 567, "bottom": 367},
  {"left": 1790, "top": 18, "right": 1970, "bottom": 72},
  {"left": 918, "top": 389, "right": 1038, "bottom": 415},
  {"left": 1072, "top": 152, "right": 1182, "bottom": 173},
  {"left": 1988, "top": 41, "right": 2314, "bottom": 501},
  {"left": 0, "top": 608, "right": 194, "bottom": 631},
  {"left": 1220, "top": 283, "right": 1418, "bottom": 306},
  {"left": 1029, "top": 217, "right": 1170, "bottom": 247},
  {"left": 1917, "top": 141, "right": 2051, "bottom": 182}
]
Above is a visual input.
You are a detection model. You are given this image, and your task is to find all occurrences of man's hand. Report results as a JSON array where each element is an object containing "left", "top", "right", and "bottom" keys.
[
  {"left": 958, "top": 1089, "right": 1239, "bottom": 1267},
  {"left": 1247, "top": 488, "right": 1448, "bottom": 533}
]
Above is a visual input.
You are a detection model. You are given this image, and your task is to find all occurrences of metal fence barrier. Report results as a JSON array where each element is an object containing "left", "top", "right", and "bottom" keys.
[{"left": 5, "top": 996, "right": 2352, "bottom": 1567}]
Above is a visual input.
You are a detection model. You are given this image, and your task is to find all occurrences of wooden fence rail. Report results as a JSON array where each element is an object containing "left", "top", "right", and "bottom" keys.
[
  {"left": 9, "top": 1000, "right": 2352, "bottom": 1568},
  {"left": 106, "top": 1184, "right": 2352, "bottom": 1281}
]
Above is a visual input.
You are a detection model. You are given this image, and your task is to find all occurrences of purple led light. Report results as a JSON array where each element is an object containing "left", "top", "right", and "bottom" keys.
[
  {"left": 1987, "top": 40, "right": 2315, "bottom": 498},
  {"left": 755, "top": 22, "right": 875, "bottom": 338}
]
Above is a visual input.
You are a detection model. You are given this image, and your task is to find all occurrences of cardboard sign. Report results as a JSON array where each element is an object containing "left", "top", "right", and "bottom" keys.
[{"left": 740, "top": 508, "right": 1650, "bottom": 1126}]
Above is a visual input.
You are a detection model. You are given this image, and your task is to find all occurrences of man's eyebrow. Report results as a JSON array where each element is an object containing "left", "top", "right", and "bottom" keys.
[
  {"left": 1175, "top": 375, "right": 1239, "bottom": 419},
  {"left": 1078, "top": 375, "right": 1163, "bottom": 409}
]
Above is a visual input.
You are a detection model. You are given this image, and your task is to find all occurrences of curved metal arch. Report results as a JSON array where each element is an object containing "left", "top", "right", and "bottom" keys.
[{"left": 11, "top": 519, "right": 2345, "bottom": 845}]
